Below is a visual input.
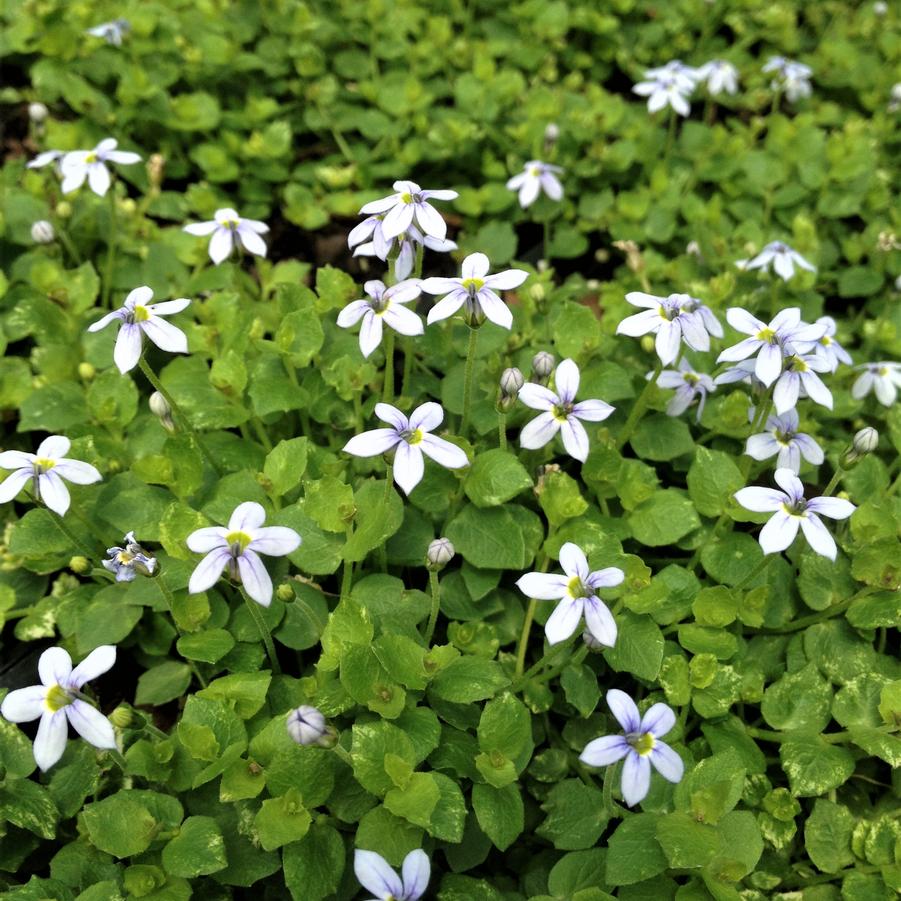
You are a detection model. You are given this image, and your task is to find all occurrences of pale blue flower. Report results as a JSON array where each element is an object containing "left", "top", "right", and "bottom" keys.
[
  {"left": 103, "top": 532, "right": 157, "bottom": 581},
  {"left": 86, "top": 19, "right": 130, "bottom": 45},
  {"left": 745, "top": 409, "right": 823, "bottom": 474}
]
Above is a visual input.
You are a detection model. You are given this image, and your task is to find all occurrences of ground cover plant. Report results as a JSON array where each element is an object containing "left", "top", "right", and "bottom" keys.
[{"left": 0, "top": 0, "right": 900, "bottom": 899}]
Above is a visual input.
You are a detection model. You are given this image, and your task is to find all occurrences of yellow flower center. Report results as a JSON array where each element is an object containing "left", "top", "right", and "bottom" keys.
[
  {"left": 629, "top": 732, "right": 656, "bottom": 756},
  {"left": 225, "top": 531, "right": 252, "bottom": 552},
  {"left": 820, "top": 335, "right": 832, "bottom": 346},
  {"left": 878, "top": 366, "right": 889, "bottom": 377},
  {"left": 405, "top": 428, "right": 423, "bottom": 446},
  {"left": 781, "top": 501, "right": 807, "bottom": 519},
  {"left": 85, "top": 152, "right": 97, "bottom": 163},
  {"left": 756, "top": 327, "right": 776, "bottom": 343},
  {"left": 45, "top": 684, "right": 72, "bottom": 712},
  {"left": 34, "top": 458, "right": 56, "bottom": 471},
  {"left": 400, "top": 192, "right": 413, "bottom": 204},
  {"left": 461, "top": 277, "right": 485, "bottom": 293},
  {"left": 133, "top": 305, "right": 151, "bottom": 322},
  {"left": 789, "top": 355, "right": 808, "bottom": 372},
  {"left": 684, "top": 372, "right": 699, "bottom": 386},
  {"left": 567, "top": 576, "right": 589, "bottom": 598},
  {"left": 529, "top": 165, "right": 541, "bottom": 177}
]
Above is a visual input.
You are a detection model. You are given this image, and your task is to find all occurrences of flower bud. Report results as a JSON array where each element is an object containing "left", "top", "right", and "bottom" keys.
[
  {"left": 499, "top": 367, "right": 524, "bottom": 399},
  {"left": 531, "top": 351, "right": 555, "bottom": 381},
  {"left": 427, "top": 537, "right": 455, "bottom": 571},
  {"left": 286, "top": 706, "right": 329, "bottom": 747},
  {"left": 147, "top": 153, "right": 165, "bottom": 189},
  {"left": 28, "top": 101, "right": 49, "bottom": 123},
  {"left": 56, "top": 201, "right": 72, "bottom": 219},
  {"left": 529, "top": 283, "right": 546, "bottom": 304},
  {"left": 119, "top": 198, "right": 137, "bottom": 216},
  {"left": 853, "top": 427, "right": 878, "bottom": 455},
  {"left": 77, "top": 362, "right": 96, "bottom": 381},
  {"left": 544, "top": 122, "right": 560, "bottom": 148},
  {"left": 31, "top": 220, "right": 55, "bottom": 244},
  {"left": 874, "top": 1, "right": 888, "bottom": 15},
  {"left": 149, "top": 392, "right": 175, "bottom": 433},
  {"left": 686, "top": 240, "right": 701, "bottom": 257},
  {"left": 640, "top": 334, "right": 656, "bottom": 354},
  {"left": 109, "top": 705, "right": 133, "bottom": 729},
  {"left": 276, "top": 582, "right": 294, "bottom": 602},
  {"left": 69, "top": 555, "right": 90, "bottom": 574}
]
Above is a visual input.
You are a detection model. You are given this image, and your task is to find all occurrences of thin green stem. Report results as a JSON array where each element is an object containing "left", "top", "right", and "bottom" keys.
[
  {"left": 735, "top": 554, "right": 773, "bottom": 590},
  {"left": 663, "top": 109, "right": 677, "bottom": 163},
  {"left": 56, "top": 226, "right": 82, "bottom": 266},
  {"left": 756, "top": 586, "right": 878, "bottom": 634},
  {"left": 425, "top": 570, "right": 441, "bottom": 644},
  {"left": 341, "top": 521, "right": 355, "bottom": 599},
  {"left": 401, "top": 338, "right": 414, "bottom": 398},
  {"left": 157, "top": 577, "right": 208, "bottom": 688},
  {"left": 768, "top": 278, "right": 779, "bottom": 319},
  {"left": 497, "top": 411, "right": 507, "bottom": 450},
  {"left": 822, "top": 470, "right": 843, "bottom": 498},
  {"left": 143, "top": 720, "right": 170, "bottom": 741},
  {"left": 331, "top": 742, "right": 354, "bottom": 768},
  {"left": 49, "top": 510, "right": 96, "bottom": 558},
  {"left": 535, "top": 643, "right": 589, "bottom": 686},
  {"left": 382, "top": 331, "right": 395, "bottom": 404},
  {"left": 514, "top": 599, "right": 538, "bottom": 679},
  {"left": 102, "top": 188, "right": 118, "bottom": 309},
  {"left": 616, "top": 362, "right": 663, "bottom": 450},
  {"left": 740, "top": 395, "right": 773, "bottom": 479},
  {"left": 107, "top": 748, "right": 129, "bottom": 772},
  {"left": 251, "top": 417, "right": 273, "bottom": 452},
  {"left": 460, "top": 327, "right": 479, "bottom": 438},
  {"left": 748, "top": 726, "right": 861, "bottom": 745},
  {"left": 2, "top": 606, "right": 35, "bottom": 621},
  {"left": 138, "top": 356, "right": 222, "bottom": 475},
  {"left": 413, "top": 243, "right": 425, "bottom": 279},
  {"left": 239, "top": 586, "right": 281, "bottom": 675}
]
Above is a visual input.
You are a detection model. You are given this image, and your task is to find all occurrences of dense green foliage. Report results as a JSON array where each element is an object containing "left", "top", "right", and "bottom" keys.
[{"left": 0, "top": 1, "right": 899, "bottom": 900}]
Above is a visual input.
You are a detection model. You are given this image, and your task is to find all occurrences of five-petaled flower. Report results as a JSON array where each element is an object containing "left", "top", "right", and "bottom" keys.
[
  {"left": 60, "top": 138, "right": 141, "bottom": 196},
  {"left": 88, "top": 286, "right": 190, "bottom": 374},
  {"left": 654, "top": 359, "right": 716, "bottom": 421},
  {"left": 349, "top": 217, "right": 456, "bottom": 281},
  {"left": 359, "top": 180, "right": 457, "bottom": 242},
  {"left": 812, "top": 316, "right": 852, "bottom": 373},
  {"left": 183, "top": 208, "right": 269, "bottom": 264},
  {"left": 0, "top": 435, "right": 101, "bottom": 517},
  {"left": 103, "top": 531, "right": 158, "bottom": 581},
  {"left": 343, "top": 402, "right": 468, "bottom": 496},
  {"left": 851, "top": 362, "right": 901, "bottom": 407},
  {"left": 734, "top": 468, "right": 855, "bottom": 560},
  {"left": 696, "top": 59, "right": 740, "bottom": 95},
  {"left": 506, "top": 160, "right": 564, "bottom": 208},
  {"left": 518, "top": 358, "right": 614, "bottom": 461},
  {"left": 0, "top": 645, "right": 117, "bottom": 771},
  {"left": 337, "top": 279, "right": 423, "bottom": 358},
  {"left": 187, "top": 502, "right": 301, "bottom": 607},
  {"left": 421, "top": 252, "right": 528, "bottom": 330},
  {"left": 632, "top": 75, "right": 692, "bottom": 116},
  {"left": 354, "top": 848, "right": 430, "bottom": 901},
  {"left": 579, "top": 689, "right": 684, "bottom": 807},
  {"left": 736, "top": 241, "right": 816, "bottom": 281},
  {"left": 745, "top": 409, "right": 824, "bottom": 474},
  {"left": 616, "top": 292, "right": 718, "bottom": 365},
  {"left": 763, "top": 57, "right": 813, "bottom": 103},
  {"left": 516, "top": 542, "right": 623, "bottom": 647},
  {"left": 716, "top": 308, "right": 826, "bottom": 387}
]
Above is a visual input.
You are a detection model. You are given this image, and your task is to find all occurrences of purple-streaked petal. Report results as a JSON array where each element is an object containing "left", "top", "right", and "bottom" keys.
[
  {"left": 607, "top": 689, "right": 641, "bottom": 733},
  {"left": 519, "top": 412, "right": 560, "bottom": 450},
  {"left": 113, "top": 322, "right": 143, "bottom": 373},
  {"left": 483, "top": 269, "right": 528, "bottom": 291},
  {"left": 419, "top": 435, "right": 468, "bottom": 470},
  {"left": 248, "top": 526, "right": 301, "bottom": 557},
  {"left": 141, "top": 317, "right": 188, "bottom": 355},
  {"left": 125, "top": 287, "right": 153, "bottom": 308},
  {"left": 413, "top": 201, "right": 446, "bottom": 240},
  {"left": 374, "top": 403, "right": 408, "bottom": 431},
  {"left": 625, "top": 292, "right": 664, "bottom": 309},
  {"left": 229, "top": 501, "right": 267, "bottom": 533},
  {"left": 771, "top": 307, "right": 801, "bottom": 331},
  {"left": 186, "top": 527, "right": 229, "bottom": 553},
  {"left": 39, "top": 647, "right": 73, "bottom": 687},
  {"left": 237, "top": 225, "right": 267, "bottom": 258},
  {"left": 560, "top": 417, "right": 590, "bottom": 462},
  {"left": 0, "top": 468, "right": 32, "bottom": 503},
  {"left": 799, "top": 514, "right": 837, "bottom": 560},
  {"left": 348, "top": 217, "right": 377, "bottom": 247},
  {"left": 408, "top": 402, "right": 443, "bottom": 433},
  {"left": 34, "top": 711, "right": 68, "bottom": 771},
  {"left": 38, "top": 471, "right": 70, "bottom": 516},
  {"left": 0, "top": 450, "right": 35, "bottom": 469},
  {"left": 772, "top": 252, "right": 794, "bottom": 281},
  {"left": 655, "top": 321, "right": 682, "bottom": 365},
  {"left": 344, "top": 429, "right": 402, "bottom": 458},
  {"left": 381, "top": 202, "right": 415, "bottom": 241},
  {"left": 426, "top": 291, "right": 466, "bottom": 324},
  {"left": 758, "top": 510, "right": 800, "bottom": 555},
  {"left": 359, "top": 195, "right": 399, "bottom": 215},
  {"left": 800, "top": 371, "right": 832, "bottom": 409},
  {"left": 419, "top": 277, "right": 461, "bottom": 295},
  {"left": 66, "top": 700, "right": 116, "bottom": 749},
  {"left": 237, "top": 550, "right": 273, "bottom": 607},
  {"left": 462, "top": 253, "right": 490, "bottom": 280},
  {"left": 717, "top": 336, "right": 762, "bottom": 363},
  {"left": 184, "top": 221, "right": 218, "bottom": 236},
  {"left": 87, "top": 310, "right": 126, "bottom": 332},
  {"left": 393, "top": 442, "right": 425, "bottom": 496},
  {"left": 476, "top": 288, "right": 513, "bottom": 329},
  {"left": 354, "top": 849, "right": 404, "bottom": 900},
  {"left": 147, "top": 298, "right": 191, "bottom": 317},
  {"left": 517, "top": 177, "right": 541, "bottom": 208},
  {"left": 794, "top": 434, "right": 824, "bottom": 465},
  {"left": 755, "top": 343, "right": 784, "bottom": 387},
  {"left": 515, "top": 572, "right": 568, "bottom": 600},
  {"left": 805, "top": 496, "right": 855, "bottom": 520},
  {"left": 539, "top": 172, "right": 563, "bottom": 200},
  {"left": 734, "top": 486, "right": 787, "bottom": 513},
  {"left": 0, "top": 685, "right": 47, "bottom": 722},
  {"left": 70, "top": 646, "right": 116, "bottom": 688},
  {"left": 337, "top": 300, "right": 372, "bottom": 328},
  {"left": 559, "top": 543, "right": 589, "bottom": 580},
  {"left": 188, "top": 548, "right": 231, "bottom": 594},
  {"left": 544, "top": 596, "right": 584, "bottom": 645},
  {"left": 358, "top": 310, "right": 383, "bottom": 358},
  {"left": 650, "top": 741, "right": 684, "bottom": 783},
  {"left": 773, "top": 372, "right": 800, "bottom": 415},
  {"left": 640, "top": 703, "right": 675, "bottom": 738},
  {"left": 583, "top": 597, "right": 617, "bottom": 647},
  {"left": 579, "top": 735, "right": 630, "bottom": 767},
  {"left": 382, "top": 303, "right": 423, "bottom": 338},
  {"left": 401, "top": 849, "right": 430, "bottom": 900},
  {"left": 621, "top": 752, "right": 651, "bottom": 806},
  {"left": 572, "top": 399, "right": 614, "bottom": 422},
  {"left": 679, "top": 313, "right": 710, "bottom": 352},
  {"left": 554, "top": 359, "right": 580, "bottom": 403},
  {"left": 745, "top": 433, "right": 780, "bottom": 461},
  {"left": 87, "top": 163, "right": 111, "bottom": 197},
  {"left": 60, "top": 166, "right": 87, "bottom": 194},
  {"left": 773, "top": 468, "right": 804, "bottom": 499},
  {"left": 777, "top": 443, "right": 801, "bottom": 473},
  {"left": 420, "top": 189, "right": 457, "bottom": 201},
  {"left": 518, "top": 383, "right": 558, "bottom": 411},
  {"left": 586, "top": 567, "right": 625, "bottom": 589}
]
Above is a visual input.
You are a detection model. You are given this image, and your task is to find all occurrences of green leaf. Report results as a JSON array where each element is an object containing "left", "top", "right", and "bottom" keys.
[
  {"left": 804, "top": 799, "right": 855, "bottom": 874},
  {"left": 282, "top": 823, "right": 345, "bottom": 901},
  {"left": 537, "top": 469, "right": 589, "bottom": 526},
  {"left": 253, "top": 790, "right": 312, "bottom": 851},
  {"left": 80, "top": 795, "right": 157, "bottom": 858},
  {"left": 176, "top": 628, "right": 236, "bottom": 663},
  {"left": 350, "top": 721, "right": 415, "bottom": 796},
  {"left": 384, "top": 772, "right": 440, "bottom": 829},
  {"left": 561, "top": 663, "right": 601, "bottom": 717},
  {"left": 429, "top": 656, "right": 510, "bottom": 704},
  {"left": 631, "top": 415, "right": 695, "bottom": 462},
  {"left": 196, "top": 672, "right": 271, "bottom": 719},
  {"left": 537, "top": 780, "right": 608, "bottom": 851},
  {"left": 471, "top": 783, "right": 524, "bottom": 851},
  {"left": 162, "top": 816, "right": 227, "bottom": 877},
  {"left": 304, "top": 476, "right": 355, "bottom": 532},
  {"left": 263, "top": 437, "right": 310, "bottom": 497},
  {"left": 604, "top": 612, "right": 664, "bottom": 680},
  {"left": 780, "top": 738, "right": 855, "bottom": 796},
  {"left": 687, "top": 447, "right": 744, "bottom": 517},
  {"left": 446, "top": 503, "right": 543, "bottom": 569},
  {"left": 0, "top": 779, "right": 58, "bottom": 839},
  {"left": 135, "top": 662, "right": 193, "bottom": 706},
  {"left": 656, "top": 812, "right": 720, "bottom": 869},
  {"left": 343, "top": 479, "right": 404, "bottom": 562},
  {"left": 761, "top": 663, "right": 832, "bottom": 731},
  {"left": 463, "top": 449, "right": 533, "bottom": 507},
  {"left": 605, "top": 814, "right": 667, "bottom": 886},
  {"left": 628, "top": 490, "right": 700, "bottom": 546}
]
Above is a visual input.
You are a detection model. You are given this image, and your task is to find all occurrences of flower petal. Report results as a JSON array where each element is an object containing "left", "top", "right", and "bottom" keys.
[
  {"left": 188, "top": 548, "right": 231, "bottom": 594},
  {"left": 572, "top": 399, "right": 614, "bottom": 422},
  {"left": 38, "top": 471, "right": 70, "bottom": 516},
  {"left": 758, "top": 510, "right": 800, "bottom": 555},
  {"left": 237, "top": 225, "right": 267, "bottom": 257},
  {"left": 519, "top": 412, "right": 560, "bottom": 450},
  {"left": 87, "top": 310, "right": 126, "bottom": 333},
  {"left": 426, "top": 291, "right": 466, "bottom": 324},
  {"left": 734, "top": 486, "right": 787, "bottom": 513},
  {"left": 393, "top": 442, "right": 425, "bottom": 496},
  {"left": 229, "top": 502, "right": 267, "bottom": 533},
  {"left": 36, "top": 435, "right": 70, "bottom": 460},
  {"left": 559, "top": 543, "right": 589, "bottom": 580},
  {"left": 476, "top": 288, "right": 513, "bottom": 329},
  {"left": 184, "top": 221, "right": 218, "bottom": 236},
  {"left": 579, "top": 735, "right": 630, "bottom": 767},
  {"left": 607, "top": 689, "right": 640, "bottom": 733},
  {"left": 34, "top": 711, "right": 68, "bottom": 771},
  {"left": 586, "top": 567, "right": 625, "bottom": 589},
  {"left": 401, "top": 849, "right": 430, "bottom": 900},
  {"left": 805, "top": 496, "right": 855, "bottom": 520},
  {"left": 640, "top": 703, "right": 676, "bottom": 738},
  {"left": 237, "top": 550, "right": 273, "bottom": 607},
  {"left": 655, "top": 321, "right": 682, "bottom": 365},
  {"left": 515, "top": 572, "right": 568, "bottom": 600},
  {"left": 799, "top": 514, "right": 837, "bottom": 560},
  {"left": 0, "top": 685, "right": 47, "bottom": 722},
  {"left": 484, "top": 269, "right": 528, "bottom": 291},
  {"left": 66, "top": 700, "right": 116, "bottom": 749},
  {"left": 141, "top": 317, "right": 188, "bottom": 355},
  {"left": 358, "top": 310, "right": 383, "bottom": 358},
  {"left": 337, "top": 300, "right": 372, "bottom": 328},
  {"left": 186, "top": 527, "right": 228, "bottom": 553},
  {"left": 616, "top": 309, "right": 660, "bottom": 337},
  {"left": 409, "top": 402, "right": 444, "bottom": 433},
  {"left": 518, "top": 383, "right": 558, "bottom": 411},
  {"left": 0, "top": 468, "right": 32, "bottom": 504},
  {"left": 621, "top": 752, "right": 651, "bottom": 806},
  {"left": 560, "top": 417, "right": 590, "bottom": 462},
  {"left": 248, "top": 527, "right": 302, "bottom": 557},
  {"left": 70, "top": 646, "right": 116, "bottom": 689},
  {"left": 650, "top": 741, "right": 684, "bottom": 783},
  {"left": 462, "top": 253, "right": 490, "bottom": 280},
  {"left": 354, "top": 849, "right": 404, "bottom": 900},
  {"left": 583, "top": 597, "right": 617, "bottom": 647},
  {"left": 382, "top": 303, "right": 424, "bottom": 338},
  {"left": 208, "top": 227, "right": 234, "bottom": 264},
  {"left": 88, "top": 163, "right": 111, "bottom": 197},
  {"left": 113, "top": 322, "right": 144, "bottom": 373},
  {"left": 381, "top": 202, "right": 415, "bottom": 241},
  {"left": 344, "top": 429, "right": 401, "bottom": 457},
  {"left": 419, "top": 434, "right": 468, "bottom": 470},
  {"left": 374, "top": 403, "right": 408, "bottom": 431},
  {"left": 39, "top": 647, "right": 73, "bottom": 687},
  {"left": 414, "top": 201, "right": 446, "bottom": 240},
  {"left": 544, "top": 596, "right": 583, "bottom": 645},
  {"left": 554, "top": 359, "right": 580, "bottom": 403}
]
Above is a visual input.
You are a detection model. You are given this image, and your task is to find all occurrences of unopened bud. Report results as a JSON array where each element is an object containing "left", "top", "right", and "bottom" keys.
[
  {"left": 499, "top": 367, "right": 524, "bottom": 399},
  {"left": 686, "top": 240, "right": 701, "bottom": 257},
  {"left": 531, "top": 351, "right": 555, "bottom": 381},
  {"left": 276, "top": 582, "right": 294, "bottom": 602},
  {"left": 544, "top": 122, "right": 560, "bottom": 148},
  {"left": 77, "top": 362, "right": 96, "bottom": 381},
  {"left": 147, "top": 153, "right": 165, "bottom": 189},
  {"left": 56, "top": 201, "right": 72, "bottom": 219},
  {"left": 427, "top": 537, "right": 455, "bottom": 571},
  {"left": 31, "top": 220, "right": 55, "bottom": 244},
  {"left": 853, "top": 427, "right": 878, "bottom": 455},
  {"left": 286, "top": 706, "right": 329, "bottom": 747},
  {"left": 529, "top": 282, "right": 546, "bottom": 304},
  {"left": 640, "top": 334, "right": 656, "bottom": 354},
  {"left": 149, "top": 392, "right": 175, "bottom": 433},
  {"left": 119, "top": 198, "right": 136, "bottom": 216},
  {"left": 28, "top": 102, "right": 49, "bottom": 123},
  {"left": 874, "top": 1, "right": 888, "bottom": 15},
  {"left": 69, "top": 556, "right": 90, "bottom": 574},
  {"left": 109, "top": 705, "right": 133, "bottom": 729}
]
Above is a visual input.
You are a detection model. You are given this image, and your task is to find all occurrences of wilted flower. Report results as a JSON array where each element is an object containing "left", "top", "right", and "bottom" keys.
[
  {"left": 86, "top": 19, "right": 130, "bottom": 45},
  {"left": 0, "top": 645, "right": 117, "bottom": 771},
  {"left": 517, "top": 542, "right": 623, "bottom": 646},
  {"left": 103, "top": 531, "right": 157, "bottom": 581},
  {"left": 349, "top": 218, "right": 457, "bottom": 281},
  {"left": 695, "top": 60, "right": 740, "bottom": 95},
  {"left": 734, "top": 468, "right": 855, "bottom": 560},
  {"left": 579, "top": 689, "right": 683, "bottom": 807},
  {"left": 184, "top": 208, "right": 269, "bottom": 264},
  {"left": 337, "top": 279, "right": 423, "bottom": 358},
  {"left": 286, "top": 706, "right": 329, "bottom": 746},
  {"left": 0, "top": 436, "right": 101, "bottom": 517},
  {"left": 31, "top": 220, "right": 55, "bottom": 244},
  {"left": 506, "top": 160, "right": 564, "bottom": 208},
  {"left": 187, "top": 502, "right": 301, "bottom": 607},
  {"left": 427, "top": 537, "right": 455, "bottom": 570},
  {"left": 745, "top": 409, "right": 824, "bottom": 473},
  {"left": 736, "top": 241, "right": 816, "bottom": 281},
  {"left": 642, "top": 60, "right": 698, "bottom": 89},
  {"left": 654, "top": 359, "right": 716, "bottom": 421},
  {"left": 773, "top": 352, "right": 832, "bottom": 414},
  {"left": 354, "top": 849, "right": 430, "bottom": 901},
  {"left": 851, "top": 362, "right": 901, "bottom": 406},
  {"left": 88, "top": 286, "right": 190, "bottom": 374},
  {"left": 616, "top": 292, "right": 718, "bottom": 365},
  {"left": 359, "top": 180, "right": 457, "bottom": 242},
  {"left": 813, "top": 317, "right": 852, "bottom": 372},
  {"left": 60, "top": 138, "right": 141, "bottom": 196},
  {"left": 763, "top": 57, "right": 813, "bottom": 102},
  {"left": 632, "top": 74, "right": 692, "bottom": 116},
  {"left": 519, "top": 359, "right": 614, "bottom": 461},
  {"left": 421, "top": 252, "right": 528, "bottom": 330},
  {"left": 343, "top": 403, "right": 468, "bottom": 496},
  {"left": 716, "top": 308, "right": 826, "bottom": 387}
]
